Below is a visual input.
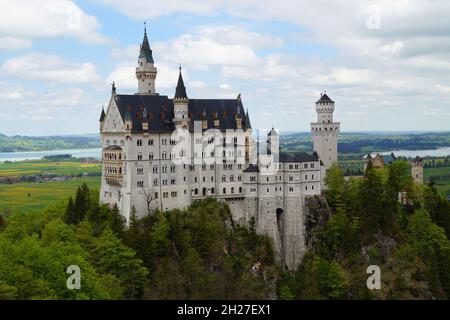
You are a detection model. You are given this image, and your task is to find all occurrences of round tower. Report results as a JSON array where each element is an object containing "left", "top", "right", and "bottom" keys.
[
  {"left": 310, "top": 92, "right": 340, "bottom": 170},
  {"left": 136, "top": 25, "right": 157, "bottom": 95}
]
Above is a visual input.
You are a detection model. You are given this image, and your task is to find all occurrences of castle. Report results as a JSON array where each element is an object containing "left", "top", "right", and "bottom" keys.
[
  {"left": 99, "top": 28, "right": 340, "bottom": 269},
  {"left": 363, "top": 153, "right": 424, "bottom": 184}
]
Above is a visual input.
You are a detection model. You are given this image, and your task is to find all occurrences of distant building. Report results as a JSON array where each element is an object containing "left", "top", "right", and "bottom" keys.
[{"left": 363, "top": 152, "right": 424, "bottom": 184}]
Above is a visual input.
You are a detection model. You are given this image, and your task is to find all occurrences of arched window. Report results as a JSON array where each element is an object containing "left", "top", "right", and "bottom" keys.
[{"left": 222, "top": 175, "right": 226, "bottom": 182}]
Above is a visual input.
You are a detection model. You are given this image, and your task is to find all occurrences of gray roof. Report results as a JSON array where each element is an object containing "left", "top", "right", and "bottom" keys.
[
  {"left": 243, "top": 164, "right": 259, "bottom": 173},
  {"left": 279, "top": 152, "right": 319, "bottom": 163},
  {"left": 316, "top": 93, "right": 334, "bottom": 104},
  {"left": 104, "top": 145, "right": 122, "bottom": 150},
  {"left": 174, "top": 69, "right": 188, "bottom": 99},
  {"left": 99, "top": 108, "right": 105, "bottom": 122},
  {"left": 113, "top": 94, "right": 251, "bottom": 133},
  {"left": 139, "top": 29, "right": 154, "bottom": 64}
]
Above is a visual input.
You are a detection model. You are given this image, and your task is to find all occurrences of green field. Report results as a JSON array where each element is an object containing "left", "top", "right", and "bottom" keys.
[
  {"left": 424, "top": 166, "right": 450, "bottom": 196},
  {"left": 0, "top": 176, "right": 101, "bottom": 213},
  {"left": 0, "top": 159, "right": 101, "bottom": 177}
]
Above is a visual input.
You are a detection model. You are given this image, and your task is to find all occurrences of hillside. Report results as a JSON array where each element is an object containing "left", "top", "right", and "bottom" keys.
[
  {"left": 280, "top": 131, "right": 450, "bottom": 154},
  {"left": 0, "top": 134, "right": 100, "bottom": 152}
]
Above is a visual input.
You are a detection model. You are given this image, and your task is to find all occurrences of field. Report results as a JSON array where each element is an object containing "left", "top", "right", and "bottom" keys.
[
  {"left": 0, "top": 176, "right": 101, "bottom": 213},
  {"left": 0, "top": 159, "right": 101, "bottom": 177},
  {"left": 424, "top": 166, "right": 450, "bottom": 196}
]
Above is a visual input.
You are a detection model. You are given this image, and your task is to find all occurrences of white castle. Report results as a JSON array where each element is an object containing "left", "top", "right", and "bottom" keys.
[{"left": 99, "top": 28, "right": 340, "bottom": 269}]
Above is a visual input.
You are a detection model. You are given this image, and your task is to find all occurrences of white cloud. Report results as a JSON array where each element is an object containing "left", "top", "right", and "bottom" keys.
[
  {"left": 107, "top": 62, "right": 181, "bottom": 92},
  {"left": 0, "top": 37, "right": 32, "bottom": 50},
  {"left": 0, "top": 0, "right": 109, "bottom": 45},
  {"left": 1, "top": 54, "right": 101, "bottom": 84}
]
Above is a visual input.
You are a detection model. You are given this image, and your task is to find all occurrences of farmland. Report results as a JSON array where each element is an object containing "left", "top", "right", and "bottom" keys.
[
  {"left": 0, "top": 159, "right": 101, "bottom": 177},
  {"left": 0, "top": 176, "right": 100, "bottom": 213}
]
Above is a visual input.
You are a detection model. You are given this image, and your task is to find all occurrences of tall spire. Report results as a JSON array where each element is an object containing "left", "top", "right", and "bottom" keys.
[
  {"left": 139, "top": 23, "right": 154, "bottom": 64},
  {"left": 245, "top": 109, "right": 252, "bottom": 129},
  {"left": 174, "top": 65, "right": 188, "bottom": 99}
]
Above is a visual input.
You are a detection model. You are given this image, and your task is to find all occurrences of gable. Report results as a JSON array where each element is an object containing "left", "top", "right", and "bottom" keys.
[{"left": 103, "top": 96, "right": 125, "bottom": 133}]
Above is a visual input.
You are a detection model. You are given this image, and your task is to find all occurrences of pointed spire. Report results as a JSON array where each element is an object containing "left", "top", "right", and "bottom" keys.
[
  {"left": 174, "top": 65, "right": 188, "bottom": 99},
  {"left": 99, "top": 106, "right": 105, "bottom": 122},
  {"left": 245, "top": 108, "right": 252, "bottom": 129},
  {"left": 139, "top": 23, "right": 154, "bottom": 64}
]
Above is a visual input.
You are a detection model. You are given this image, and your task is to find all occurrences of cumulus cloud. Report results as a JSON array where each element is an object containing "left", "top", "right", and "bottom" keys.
[
  {"left": 1, "top": 54, "right": 101, "bottom": 84},
  {"left": 0, "top": 0, "right": 109, "bottom": 45},
  {"left": 0, "top": 37, "right": 32, "bottom": 50}
]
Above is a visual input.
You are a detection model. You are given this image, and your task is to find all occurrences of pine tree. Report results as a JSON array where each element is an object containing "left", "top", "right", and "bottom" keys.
[{"left": 64, "top": 196, "right": 76, "bottom": 225}]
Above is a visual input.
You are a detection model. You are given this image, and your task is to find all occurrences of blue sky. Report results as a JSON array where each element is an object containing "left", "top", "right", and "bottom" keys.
[{"left": 1, "top": 0, "right": 450, "bottom": 136}]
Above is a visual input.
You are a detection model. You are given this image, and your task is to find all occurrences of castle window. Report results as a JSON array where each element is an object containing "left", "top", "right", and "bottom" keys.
[
  {"left": 195, "top": 188, "right": 198, "bottom": 195},
  {"left": 149, "top": 153, "right": 154, "bottom": 160},
  {"left": 137, "top": 153, "right": 143, "bottom": 160},
  {"left": 231, "top": 187, "right": 234, "bottom": 194},
  {"left": 230, "top": 175, "right": 235, "bottom": 182},
  {"left": 250, "top": 176, "right": 256, "bottom": 182},
  {"left": 239, "top": 187, "right": 242, "bottom": 193},
  {"left": 171, "top": 178, "right": 176, "bottom": 185},
  {"left": 304, "top": 163, "right": 308, "bottom": 169},
  {"left": 163, "top": 192, "right": 168, "bottom": 198},
  {"left": 210, "top": 164, "right": 215, "bottom": 170},
  {"left": 137, "top": 181, "right": 144, "bottom": 188},
  {"left": 267, "top": 188, "right": 269, "bottom": 192},
  {"left": 222, "top": 175, "right": 226, "bottom": 182},
  {"left": 171, "top": 192, "right": 177, "bottom": 197},
  {"left": 312, "top": 174, "right": 314, "bottom": 180},
  {"left": 148, "top": 139, "right": 153, "bottom": 146},
  {"left": 153, "top": 166, "right": 158, "bottom": 174},
  {"left": 312, "top": 185, "right": 314, "bottom": 190},
  {"left": 162, "top": 180, "right": 167, "bottom": 185},
  {"left": 305, "top": 175, "right": 308, "bottom": 180},
  {"left": 289, "top": 176, "right": 293, "bottom": 181},
  {"left": 154, "top": 179, "right": 158, "bottom": 186},
  {"left": 155, "top": 192, "right": 158, "bottom": 198},
  {"left": 223, "top": 188, "right": 226, "bottom": 194},
  {"left": 137, "top": 139, "right": 143, "bottom": 146},
  {"left": 195, "top": 177, "right": 198, "bottom": 183},
  {"left": 211, "top": 188, "right": 215, "bottom": 194},
  {"left": 211, "top": 176, "right": 214, "bottom": 182},
  {"left": 311, "top": 163, "right": 314, "bottom": 168},
  {"left": 305, "top": 186, "right": 308, "bottom": 190},
  {"left": 289, "top": 187, "right": 294, "bottom": 192},
  {"left": 170, "top": 165, "right": 176, "bottom": 173},
  {"left": 238, "top": 175, "right": 242, "bottom": 181},
  {"left": 137, "top": 167, "right": 144, "bottom": 175}
]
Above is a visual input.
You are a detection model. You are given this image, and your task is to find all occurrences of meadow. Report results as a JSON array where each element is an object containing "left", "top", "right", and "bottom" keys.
[
  {"left": 0, "top": 159, "right": 101, "bottom": 177},
  {"left": 0, "top": 176, "right": 100, "bottom": 213}
]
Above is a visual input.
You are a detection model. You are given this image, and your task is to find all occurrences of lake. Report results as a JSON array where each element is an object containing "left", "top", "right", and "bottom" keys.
[
  {"left": 1, "top": 146, "right": 449, "bottom": 163},
  {"left": 0, "top": 148, "right": 102, "bottom": 162},
  {"left": 378, "top": 147, "right": 450, "bottom": 158}
]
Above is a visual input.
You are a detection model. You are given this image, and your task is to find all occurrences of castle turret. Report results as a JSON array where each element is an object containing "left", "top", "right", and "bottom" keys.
[
  {"left": 411, "top": 156, "right": 424, "bottom": 184},
  {"left": 172, "top": 66, "right": 189, "bottom": 129},
  {"left": 136, "top": 25, "right": 157, "bottom": 95},
  {"left": 310, "top": 92, "right": 340, "bottom": 170}
]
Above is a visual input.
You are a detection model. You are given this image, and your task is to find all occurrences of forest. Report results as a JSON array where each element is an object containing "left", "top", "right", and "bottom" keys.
[{"left": 1, "top": 160, "right": 450, "bottom": 299}]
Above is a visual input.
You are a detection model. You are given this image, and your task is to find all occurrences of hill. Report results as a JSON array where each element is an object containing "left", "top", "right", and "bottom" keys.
[{"left": 0, "top": 134, "right": 100, "bottom": 152}]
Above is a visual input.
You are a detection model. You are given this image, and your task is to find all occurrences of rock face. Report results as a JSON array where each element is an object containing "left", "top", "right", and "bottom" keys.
[{"left": 304, "top": 195, "right": 331, "bottom": 251}]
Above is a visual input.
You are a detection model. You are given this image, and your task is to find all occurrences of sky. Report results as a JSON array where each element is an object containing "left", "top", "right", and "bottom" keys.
[{"left": 0, "top": 0, "right": 449, "bottom": 136}]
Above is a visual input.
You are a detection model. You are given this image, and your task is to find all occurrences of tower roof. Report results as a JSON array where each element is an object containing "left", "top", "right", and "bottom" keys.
[
  {"left": 174, "top": 67, "right": 188, "bottom": 99},
  {"left": 139, "top": 27, "right": 154, "bottom": 64},
  {"left": 99, "top": 107, "right": 105, "bottom": 122},
  {"left": 245, "top": 109, "right": 252, "bottom": 129},
  {"left": 316, "top": 92, "right": 334, "bottom": 104}
]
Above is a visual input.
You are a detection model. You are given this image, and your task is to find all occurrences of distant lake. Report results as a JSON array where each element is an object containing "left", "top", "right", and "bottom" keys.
[
  {"left": 0, "top": 148, "right": 102, "bottom": 162},
  {"left": 379, "top": 147, "right": 450, "bottom": 158}
]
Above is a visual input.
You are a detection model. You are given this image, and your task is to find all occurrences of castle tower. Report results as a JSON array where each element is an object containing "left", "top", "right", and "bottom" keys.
[
  {"left": 136, "top": 25, "right": 157, "bottom": 95},
  {"left": 411, "top": 156, "right": 424, "bottom": 184},
  {"left": 310, "top": 92, "right": 340, "bottom": 170},
  {"left": 172, "top": 67, "right": 189, "bottom": 129}
]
